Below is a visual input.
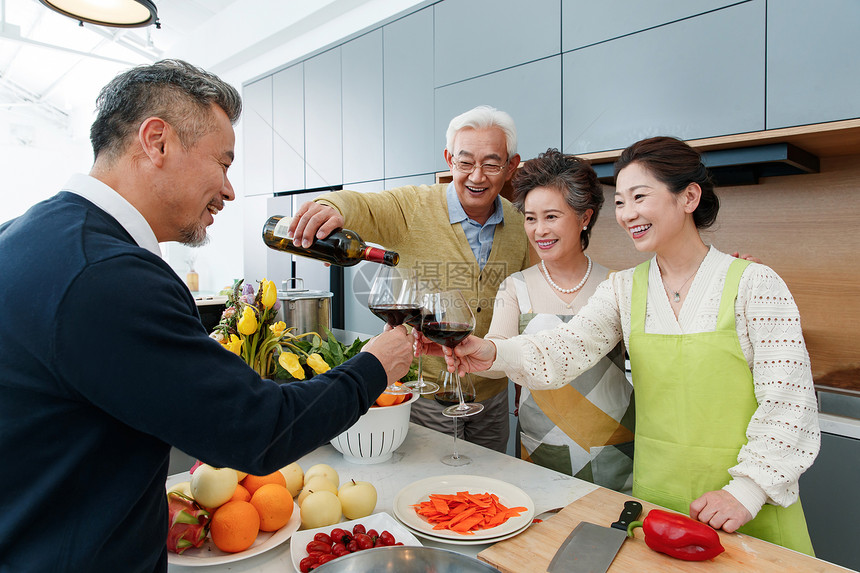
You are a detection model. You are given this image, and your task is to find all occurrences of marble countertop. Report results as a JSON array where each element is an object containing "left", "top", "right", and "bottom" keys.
[{"left": 168, "top": 423, "right": 597, "bottom": 572}]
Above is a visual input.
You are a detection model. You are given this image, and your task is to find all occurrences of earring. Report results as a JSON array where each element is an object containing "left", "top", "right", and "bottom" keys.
[{"left": 582, "top": 225, "right": 588, "bottom": 231}]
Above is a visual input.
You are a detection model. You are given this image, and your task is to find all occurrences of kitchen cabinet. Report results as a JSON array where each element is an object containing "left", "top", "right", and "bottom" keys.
[
  {"left": 342, "top": 30, "right": 384, "bottom": 185},
  {"left": 562, "top": 0, "right": 764, "bottom": 154},
  {"left": 272, "top": 63, "right": 305, "bottom": 193},
  {"left": 242, "top": 193, "right": 269, "bottom": 283},
  {"left": 242, "top": 76, "right": 273, "bottom": 197},
  {"left": 434, "top": 56, "right": 562, "bottom": 172},
  {"left": 304, "top": 47, "right": 343, "bottom": 189},
  {"left": 561, "top": 0, "right": 738, "bottom": 52},
  {"left": 434, "top": 0, "right": 559, "bottom": 88},
  {"left": 766, "top": 0, "right": 860, "bottom": 128},
  {"left": 383, "top": 6, "right": 435, "bottom": 179}
]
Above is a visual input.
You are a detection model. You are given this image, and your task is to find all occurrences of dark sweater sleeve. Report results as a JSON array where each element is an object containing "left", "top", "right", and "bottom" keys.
[{"left": 53, "top": 252, "right": 387, "bottom": 474}]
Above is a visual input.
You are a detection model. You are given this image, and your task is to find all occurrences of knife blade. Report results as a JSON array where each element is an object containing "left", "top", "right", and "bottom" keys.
[{"left": 546, "top": 500, "right": 643, "bottom": 573}]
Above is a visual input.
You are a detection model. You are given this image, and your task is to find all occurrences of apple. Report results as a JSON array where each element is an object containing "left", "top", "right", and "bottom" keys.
[
  {"left": 190, "top": 465, "right": 238, "bottom": 509},
  {"left": 167, "top": 480, "right": 192, "bottom": 498},
  {"left": 300, "top": 490, "right": 342, "bottom": 529},
  {"left": 279, "top": 462, "right": 304, "bottom": 497},
  {"left": 303, "top": 463, "right": 339, "bottom": 488},
  {"left": 297, "top": 475, "right": 338, "bottom": 507},
  {"left": 338, "top": 479, "right": 377, "bottom": 520}
]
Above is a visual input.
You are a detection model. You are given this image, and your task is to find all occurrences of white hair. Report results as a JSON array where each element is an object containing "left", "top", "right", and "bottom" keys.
[{"left": 445, "top": 105, "right": 518, "bottom": 159}]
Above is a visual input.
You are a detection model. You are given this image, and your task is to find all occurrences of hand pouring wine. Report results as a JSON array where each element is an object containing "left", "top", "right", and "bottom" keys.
[{"left": 547, "top": 500, "right": 642, "bottom": 573}]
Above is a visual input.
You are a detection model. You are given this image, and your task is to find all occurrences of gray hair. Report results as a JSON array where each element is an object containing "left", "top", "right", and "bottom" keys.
[
  {"left": 90, "top": 59, "right": 241, "bottom": 162},
  {"left": 445, "top": 105, "right": 518, "bottom": 159}
]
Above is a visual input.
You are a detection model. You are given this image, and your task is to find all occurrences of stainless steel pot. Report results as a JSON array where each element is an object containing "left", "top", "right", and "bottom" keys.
[
  {"left": 277, "top": 278, "right": 332, "bottom": 339},
  {"left": 313, "top": 546, "right": 499, "bottom": 573}
]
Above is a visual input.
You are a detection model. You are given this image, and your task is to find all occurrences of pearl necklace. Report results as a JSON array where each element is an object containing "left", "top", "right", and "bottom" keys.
[{"left": 541, "top": 256, "right": 592, "bottom": 294}]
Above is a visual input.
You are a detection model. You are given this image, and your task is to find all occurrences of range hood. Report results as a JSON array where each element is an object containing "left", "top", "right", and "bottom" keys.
[{"left": 593, "top": 142, "right": 820, "bottom": 186}]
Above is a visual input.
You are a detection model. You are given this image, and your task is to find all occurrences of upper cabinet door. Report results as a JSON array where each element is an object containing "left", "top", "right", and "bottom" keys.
[
  {"left": 562, "top": 0, "right": 739, "bottom": 52},
  {"left": 272, "top": 63, "right": 304, "bottom": 193},
  {"left": 342, "top": 29, "right": 384, "bottom": 185},
  {"left": 304, "top": 47, "right": 343, "bottom": 189},
  {"left": 434, "top": 56, "right": 562, "bottom": 170},
  {"left": 434, "top": 0, "right": 560, "bottom": 88},
  {"left": 243, "top": 76, "right": 273, "bottom": 197},
  {"left": 767, "top": 0, "right": 860, "bottom": 128},
  {"left": 563, "top": 1, "right": 765, "bottom": 155},
  {"left": 383, "top": 7, "right": 435, "bottom": 179}
]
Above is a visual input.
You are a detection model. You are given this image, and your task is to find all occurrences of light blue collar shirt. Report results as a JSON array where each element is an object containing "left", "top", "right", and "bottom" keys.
[{"left": 446, "top": 182, "right": 504, "bottom": 270}]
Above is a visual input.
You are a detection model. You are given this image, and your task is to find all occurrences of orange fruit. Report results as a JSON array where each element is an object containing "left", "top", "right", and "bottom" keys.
[
  {"left": 241, "top": 471, "right": 286, "bottom": 496},
  {"left": 229, "top": 483, "right": 251, "bottom": 503},
  {"left": 376, "top": 382, "right": 406, "bottom": 407},
  {"left": 210, "top": 500, "right": 260, "bottom": 553},
  {"left": 250, "top": 483, "right": 294, "bottom": 531}
]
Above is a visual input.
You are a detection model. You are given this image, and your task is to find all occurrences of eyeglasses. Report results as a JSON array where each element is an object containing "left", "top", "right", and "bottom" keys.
[{"left": 450, "top": 157, "right": 508, "bottom": 176}]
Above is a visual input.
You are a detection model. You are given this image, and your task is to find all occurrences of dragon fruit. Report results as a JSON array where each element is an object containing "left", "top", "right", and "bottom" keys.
[{"left": 167, "top": 491, "right": 211, "bottom": 555}]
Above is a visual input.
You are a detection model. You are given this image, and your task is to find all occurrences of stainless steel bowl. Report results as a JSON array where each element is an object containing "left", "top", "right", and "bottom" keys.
[{"left": 312, "top": 546, "right": 499, "bottom": 572}]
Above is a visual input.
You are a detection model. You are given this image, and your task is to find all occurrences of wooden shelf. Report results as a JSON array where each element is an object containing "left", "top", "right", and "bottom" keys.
[{"left": 579, "top": 118, "right": 860, "bottom": 165}]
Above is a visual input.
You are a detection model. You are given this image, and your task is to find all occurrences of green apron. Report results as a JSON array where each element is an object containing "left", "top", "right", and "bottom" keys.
[{"left": 628, "top": 259, "right": 813, "bottom": 555}]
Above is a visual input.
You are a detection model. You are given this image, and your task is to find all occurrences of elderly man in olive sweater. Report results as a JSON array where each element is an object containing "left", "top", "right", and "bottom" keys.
[
  {"left": 290, "top": 106, "right": 531, "bottom": 453},
  {"left": 0, "top": 60, "right": 413, "bottom": 573}
]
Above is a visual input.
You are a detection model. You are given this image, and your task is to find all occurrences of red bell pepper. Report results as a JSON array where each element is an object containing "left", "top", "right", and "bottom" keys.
[{"left": 627, "top": 509, "right": 725, "bottom": 561}]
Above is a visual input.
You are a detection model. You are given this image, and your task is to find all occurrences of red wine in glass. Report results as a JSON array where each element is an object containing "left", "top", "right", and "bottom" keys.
[
  {"left": 368, "top": 303, "right": 422, "bottom": 327},
  {"left": 434, "top": 391, "right": 476, "bottom": 408},
  {"left": 421, "top": 321, "right": 473, "bottom": 347}
]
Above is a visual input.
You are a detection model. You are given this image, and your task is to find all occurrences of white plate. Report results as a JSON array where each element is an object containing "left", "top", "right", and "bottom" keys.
[
  {"left": 393, "top": 475, "right": 534, "bottom": 542},
  {"left": 165, "top": 471, "right": 301, "bottom": 567},
  {"left": 290, "top": 512, "right": 422, "bottom": 571},
  {"left": 397, "top": 515, "right": 533, "bottom": 546}
]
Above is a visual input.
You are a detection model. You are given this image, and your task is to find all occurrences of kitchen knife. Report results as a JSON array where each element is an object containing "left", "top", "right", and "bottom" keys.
[{"left": 546, "top": 500, "right": 643, "bottom": 573}]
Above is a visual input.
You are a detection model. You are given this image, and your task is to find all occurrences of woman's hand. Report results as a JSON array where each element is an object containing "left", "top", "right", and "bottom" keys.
[
  {"left": 689, "top": 490, "right": 753, "bottom": 533},
  {"left": 731, "top": 251, "right": 763, "bottom": 264},
  {"left": 443, "top": 335, "right": 498, "bottom": 376}
]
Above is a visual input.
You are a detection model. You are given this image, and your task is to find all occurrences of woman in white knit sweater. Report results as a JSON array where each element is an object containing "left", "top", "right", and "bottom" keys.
[{"left": 430, "top": 136, "right": 819, "bottom": 554}]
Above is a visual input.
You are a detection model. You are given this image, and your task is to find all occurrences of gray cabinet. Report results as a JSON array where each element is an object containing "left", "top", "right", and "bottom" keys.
[
  {"left": 562, "top": 0, "right": 738, "bottom": 52},
  {"left": 272, "top": 63, "right": 304, "bottom": 193},
  {"left": 434, "top": 56, "right": 562, "bottom": 168},
  {"left": 434, "top": 0, "right": 559, "bottom": 87},
  {"left": 383, "top": 7, "right": 435, "bottom": 179},
  {"left": 562, "top": 0, "right": 765, "bottom": 154},
  {"left": 342, "top": 30, "right": 384, "bottom": 185},
  {"left": 766, "top": 0, "right": 860, "bottom": 128},
  {"left": 243, "top": 76, "right": 273, "bottom": 197},
  {"left": 304, "top": 48, "right": 343, "bottom": 189}
]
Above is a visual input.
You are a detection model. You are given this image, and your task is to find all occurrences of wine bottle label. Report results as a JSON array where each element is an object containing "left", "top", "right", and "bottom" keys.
[{"left": 272, "top": 217, "right": 292, "bottom": 240}]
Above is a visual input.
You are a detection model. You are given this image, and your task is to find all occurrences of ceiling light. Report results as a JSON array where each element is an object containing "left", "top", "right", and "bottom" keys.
[{"left": 38, "top": 0, "right": 159, "bottom": 29}]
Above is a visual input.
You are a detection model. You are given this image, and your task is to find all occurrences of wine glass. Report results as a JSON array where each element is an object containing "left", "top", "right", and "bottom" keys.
[
  {"left": 422, "top": 290, "right": 482, "bottom": 417},
  {"left": 403, "top": 287, "right": 439, "bottom": 395},
  {"left": 367, "top": 266, "right": 419, "bottom": 395},
  {"left": 436, "top": 370, "right": 478, "bottom": 466}
]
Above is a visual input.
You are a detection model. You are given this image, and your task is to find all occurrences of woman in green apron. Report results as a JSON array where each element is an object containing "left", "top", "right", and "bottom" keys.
[
  {"left": 483, "top": 149, "right": 635, "bottom": 492},
  {"left": 432, "top": 136, "right": 819, "bottom": 554}
]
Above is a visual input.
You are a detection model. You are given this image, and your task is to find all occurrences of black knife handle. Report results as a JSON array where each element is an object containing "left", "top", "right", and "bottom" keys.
[{"left": 610, "top": 500, "right": 643, "bottom": 531}]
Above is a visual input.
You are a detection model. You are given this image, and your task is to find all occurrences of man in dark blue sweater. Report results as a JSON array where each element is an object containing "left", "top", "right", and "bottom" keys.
[{"left": 0, "top": 60, "right": 413, "bottom": 572}]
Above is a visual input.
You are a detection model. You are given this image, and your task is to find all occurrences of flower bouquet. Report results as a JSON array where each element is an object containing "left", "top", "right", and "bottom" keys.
[{"left": 209, "top": 278, "right": 367, "bottom": 381}]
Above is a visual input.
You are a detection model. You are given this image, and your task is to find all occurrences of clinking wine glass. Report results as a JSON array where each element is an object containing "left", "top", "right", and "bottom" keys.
[
  {"left": 403, "top": 288, "right": 439, "bottom": 395},
  {"left": 367, "top": 266, "right": 419, "bottom": 395},
  {"left": 422, "top": 290, "right": 482, "bottom": 417},
  {"left": 435, "top": 370, "right": 477, "bottom": 466}
]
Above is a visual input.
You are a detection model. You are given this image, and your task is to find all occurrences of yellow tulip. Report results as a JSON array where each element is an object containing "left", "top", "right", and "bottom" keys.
[
  {"left": 237, "top": 306, "right": 258, "bottom": 335},
  {"left": 261, "top": 278, "right": 277, "bottom": 309},
  {"left": 279, "top": 352, "right": 305, "bottom": 380},
  {"left": 269, "top": 321, "right": 287, "bottom": 337},
  {"left": 307, "top": 353, "right": 331, "bottom": 374},
  {"left": 223, "top": 334, "right": 242, "bottom": 355}
]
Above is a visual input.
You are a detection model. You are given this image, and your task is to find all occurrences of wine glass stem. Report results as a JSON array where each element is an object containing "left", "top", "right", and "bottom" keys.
[
  {"left": 416, "top": 352, "right": 423, "bottom": 386},
  {"left": 451, "top": 415, "right": 459, "bottom": 460},
  {"left": 455, "top": 373, "right": 466, "bottom": 408}
]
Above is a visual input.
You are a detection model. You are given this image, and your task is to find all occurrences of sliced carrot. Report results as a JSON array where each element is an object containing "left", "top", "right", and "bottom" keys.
[{"left": 411, "top": 491, "right": 526, "bottom": 535}]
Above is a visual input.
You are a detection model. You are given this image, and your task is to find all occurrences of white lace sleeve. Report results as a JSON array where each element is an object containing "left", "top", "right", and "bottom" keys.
[
  {"left": 724, "top": 264, "right": 820, "bottom": 513},
  {"left": 491, "top": 275, "right": 624, "bottom": 390}
]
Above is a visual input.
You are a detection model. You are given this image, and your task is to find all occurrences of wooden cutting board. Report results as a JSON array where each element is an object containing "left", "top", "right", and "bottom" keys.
[{"left": 477, "top": 488, "right": 852, "bottom": 572}]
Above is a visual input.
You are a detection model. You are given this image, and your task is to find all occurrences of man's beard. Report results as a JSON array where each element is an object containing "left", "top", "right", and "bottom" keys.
[{"left": 179, "top": 222, "right": 209, "bottom": 247}]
